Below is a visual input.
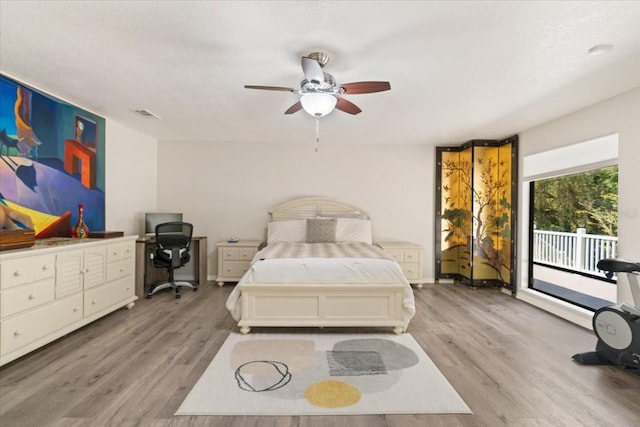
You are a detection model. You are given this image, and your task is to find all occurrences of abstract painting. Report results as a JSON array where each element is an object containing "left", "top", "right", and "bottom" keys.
[{"left": 0, "top": 74, "right": 105, "bottom": 237}]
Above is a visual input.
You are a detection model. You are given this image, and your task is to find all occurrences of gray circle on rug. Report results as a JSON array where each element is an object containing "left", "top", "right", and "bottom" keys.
[{"left": 331, "top": 338, "right": 419, "bottom": 371}]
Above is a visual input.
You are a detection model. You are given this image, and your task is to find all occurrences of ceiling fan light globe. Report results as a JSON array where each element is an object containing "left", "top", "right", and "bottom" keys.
[{"left": 300, "top": 93, "right": 337, "bottom": 117}]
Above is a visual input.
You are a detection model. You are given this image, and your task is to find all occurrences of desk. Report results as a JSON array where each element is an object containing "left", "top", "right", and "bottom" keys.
[{"left": 135, "top": 236, "right": 207, "bottom": 298}]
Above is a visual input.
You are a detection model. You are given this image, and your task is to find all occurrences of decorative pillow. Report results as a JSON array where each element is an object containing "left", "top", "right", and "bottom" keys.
[
  {"left": 306, "top": 218, "right": 337, "bottom": 243},
  {"left": 267, "top": 220, "right": 307, "bottom": 244},
  {"left": 335, "top": 218, "right": 372, "bottom": 244}
]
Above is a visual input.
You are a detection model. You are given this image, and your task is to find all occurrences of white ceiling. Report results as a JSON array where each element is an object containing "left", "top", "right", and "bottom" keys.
[{"left": 1, "top": 1, "right": 640, "bottom": 146}]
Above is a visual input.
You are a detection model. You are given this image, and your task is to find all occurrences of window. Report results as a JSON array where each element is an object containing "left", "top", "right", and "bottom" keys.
[{"left": 529, "top": 166, "right": 618, "bottom": 310}]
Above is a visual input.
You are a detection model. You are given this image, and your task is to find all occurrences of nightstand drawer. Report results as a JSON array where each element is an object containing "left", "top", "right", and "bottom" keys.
[
  {"left": 221, "top": 261, "right": 251, "bottom": 278},
  {"left": 401, "top": 263, "right": 421, "bottom": 280},
  {"left": 238, "top": 247, "right": 258, "bottom": 261},
  {"left": 385, "top": 249, "right": 404, "bottom": 263},
  {"left": 403, "top": 249, "right": 420, "bottom": 263},
  {"left": 376, "top": 242, "right": 424, "bottom": 285},
  {"left": 222, "top": 246, "right": 257, "bottom": 262},
  {"left": 216, "top": 240, "right": 262, "bottom": 286}
]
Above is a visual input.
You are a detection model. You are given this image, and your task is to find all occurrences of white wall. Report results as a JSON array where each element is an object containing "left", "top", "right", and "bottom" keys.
[
  {"left": 518, "top": 87, "right": 640, "bottom": 328},
  {"left": 156, "top": 141, "right": 435, "bottom": 279},
  {"left": 104, "top": 120, "right": 158, "bottom": 235}
]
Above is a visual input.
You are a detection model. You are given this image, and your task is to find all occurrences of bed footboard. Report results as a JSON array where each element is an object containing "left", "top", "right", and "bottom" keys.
[{"left": 237, "top": 283, "right": 407, "bottom": 334}]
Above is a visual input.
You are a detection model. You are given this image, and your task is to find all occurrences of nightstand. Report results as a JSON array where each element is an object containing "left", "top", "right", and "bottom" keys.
[
  {"left": 216, "top": 240, "right": 262, "bottom": 287},
  {"left": 377, "top": 242, "right": 424, "bottom": 288}
]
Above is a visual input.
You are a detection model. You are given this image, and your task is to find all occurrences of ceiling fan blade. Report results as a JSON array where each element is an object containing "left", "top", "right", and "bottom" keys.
[
  {"left": 284, "top": 101, "right": 303, "bottom": 114},
  {"left": 340, "top": 81, "right": 391, "bottom": 94},
  {"left": 301, "top": 56, "right": 324, "bottom": 84},
  {"left": 244, "top": 85, "right": 296, "bottom": 92},
  {"left": 335, "top": 98, "right": 362, "bottom": 115}
]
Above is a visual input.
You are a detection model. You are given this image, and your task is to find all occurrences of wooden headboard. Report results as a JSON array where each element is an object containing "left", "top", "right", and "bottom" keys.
[{"left": 269, "top": 197, "right": 370, "bottom": 221}]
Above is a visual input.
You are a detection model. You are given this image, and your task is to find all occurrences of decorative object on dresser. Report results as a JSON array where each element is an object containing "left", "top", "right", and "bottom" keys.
[
  {"left": 71, "top": 203, "right": 89, "bottom": 238},
  {"left": 0, "top": 236, "right": 137, "bottom": 366},
  {"left": 377, "top": 242, "right": 425, "bottom": 289},
  {"left": 224, "top": 197, "right": 415, "bottom": 335},
  {"left": 0, "top": 229, "right": 36, "bottom": 251},
  {"left": 87, "top": 230, "right": 124, "bottom": 238},
  {"left": 216, "top": 240, "right": 261, "bottom": 287}
]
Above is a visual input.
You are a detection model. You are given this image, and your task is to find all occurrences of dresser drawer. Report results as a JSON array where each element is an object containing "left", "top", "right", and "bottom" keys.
[
  {"left": 33, "top": 255, "right": 56, "bottom": 281},
  {"left": 84, "top": 277, "right": 134, "bottom": 317},
  {"left": 1, "top": 294, "right": 83, "bottom": 356},
  {"left": 106, "top": 242, "right": 123, "bottom": 263},
  {"left": 106, "top": 258, "right": 134, "bottom": 282},
  {"left": 106, "top": 241, "right": 135, "bottom": 263},
  {"left": 221, "top": 260, "right": 251, "bottom": 278},
  {"left": 1, "top": 278, "right": 55, "bottom": 318},
  {"left": 1, "top": 254, "right": 56, "bottom": 290},
  {"left": 1, "top": 258, "right": 33, "bottom": 289}
]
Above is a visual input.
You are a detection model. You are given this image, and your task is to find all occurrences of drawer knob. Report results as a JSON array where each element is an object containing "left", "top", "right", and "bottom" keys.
[
  {"left": 73, "top": 307, "right": 79, "bottom": 312},
  {"left": 120, "top": 268, "right": 124, "bottom": 272},
  {"left": 14, "top": 330, "right": 21, "bottom": 336},
  {"left": 42, "top": 265, "right": 49, "bottom": 271},
  {"left": 92, "top": 300, "right": 96, "bottom": 305},
  {"left": 28, "top": 294, "right": 35, "bottom": 300},
  {"left": 13, "top": 270, "right": 21, "bottom": 277}
]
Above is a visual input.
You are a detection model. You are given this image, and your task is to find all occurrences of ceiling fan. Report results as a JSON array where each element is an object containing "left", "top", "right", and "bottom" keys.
[{"left": 244, "top": 52, "right": 391, "bottom": 117}]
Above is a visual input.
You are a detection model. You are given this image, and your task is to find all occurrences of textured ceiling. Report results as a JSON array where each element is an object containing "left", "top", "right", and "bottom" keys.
[{"left": 1, "top": 1, "right": 640, "bottom": 146}]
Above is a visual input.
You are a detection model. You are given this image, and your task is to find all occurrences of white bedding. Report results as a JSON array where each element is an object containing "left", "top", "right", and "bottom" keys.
[{"left": 225, "top": 243, "right": 416, "bottom": 324}]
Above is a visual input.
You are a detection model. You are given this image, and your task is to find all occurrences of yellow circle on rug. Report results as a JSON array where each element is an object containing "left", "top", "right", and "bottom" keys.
[{"left": 304, "top": 380, "right": 361, "bottom": 408}]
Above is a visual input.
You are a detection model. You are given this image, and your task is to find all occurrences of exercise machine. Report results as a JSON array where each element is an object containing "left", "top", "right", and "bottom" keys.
[{"left": 572, "top": 258, "right": 640, "bottom": 374}]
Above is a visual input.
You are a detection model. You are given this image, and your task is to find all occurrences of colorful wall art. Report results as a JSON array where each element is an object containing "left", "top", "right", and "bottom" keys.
[{"left": 0, "top": 74, "right": 105, "bottom": 237}]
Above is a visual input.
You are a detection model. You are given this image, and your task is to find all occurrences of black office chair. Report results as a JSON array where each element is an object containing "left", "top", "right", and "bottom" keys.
[{"left": 146, "top": 221, "right": 197, "bottom": 299}]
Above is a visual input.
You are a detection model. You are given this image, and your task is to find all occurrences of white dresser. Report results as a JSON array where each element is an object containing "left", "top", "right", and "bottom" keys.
[
  {"left": 377, "top": 242, "right": 425, "bottom": 288},
  {"left": 216, "top": 240, "right": 261, "bottom": 286},
  {"left": 0, "top": 236, "right": 137, "bottom": 366}
]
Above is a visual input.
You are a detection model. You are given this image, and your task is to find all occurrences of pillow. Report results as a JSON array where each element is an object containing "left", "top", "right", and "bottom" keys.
[
  {"left": 335, "top": 218, "right": 372, "bottom": 244},
  {"left": 306, "top": 218, "right": 337, "bottom": 243},
  {"left": 267, "top": 220, "right": 307, "bottom": 244}
]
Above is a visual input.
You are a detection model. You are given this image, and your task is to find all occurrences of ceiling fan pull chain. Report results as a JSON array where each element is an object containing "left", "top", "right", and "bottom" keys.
[{"left": 315, "top": 116, "right": 320, "bottom": 153}]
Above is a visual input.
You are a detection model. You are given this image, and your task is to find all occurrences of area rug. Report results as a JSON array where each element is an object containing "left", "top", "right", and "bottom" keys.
[{"left": 176, "top": 332, "right": 471, "bottom": 416}]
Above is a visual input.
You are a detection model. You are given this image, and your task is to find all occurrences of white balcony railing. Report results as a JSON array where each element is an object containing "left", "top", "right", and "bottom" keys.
[{"left": 532, "top": 228, "right": 618, "bottom": 279}]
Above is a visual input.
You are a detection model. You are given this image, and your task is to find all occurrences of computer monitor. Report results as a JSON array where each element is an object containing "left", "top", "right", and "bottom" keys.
[{"left": 144, "top": 212, "right": 183, "bottom": 235}]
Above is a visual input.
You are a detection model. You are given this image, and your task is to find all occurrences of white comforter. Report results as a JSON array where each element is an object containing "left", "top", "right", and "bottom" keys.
[{"left": 224, "top": 243, "right": 416, "bottom": 324}]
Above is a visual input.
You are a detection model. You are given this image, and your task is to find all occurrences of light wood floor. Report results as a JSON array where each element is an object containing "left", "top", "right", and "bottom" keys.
[{"left": 1, "top": 282, "right": 639, "bottom": 427}]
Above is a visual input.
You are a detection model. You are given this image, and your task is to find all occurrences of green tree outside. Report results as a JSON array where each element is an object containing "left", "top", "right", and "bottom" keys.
[{"left": 533, "top": 166, "right": 618, "bottom": 236}]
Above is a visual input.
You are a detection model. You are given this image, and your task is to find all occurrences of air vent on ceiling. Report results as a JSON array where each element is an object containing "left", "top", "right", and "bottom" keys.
[{"left": 132, "top": 109, "right": 161, "bottom": 119}]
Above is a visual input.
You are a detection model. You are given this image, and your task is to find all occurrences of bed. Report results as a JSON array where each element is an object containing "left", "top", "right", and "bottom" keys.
[{"left": 225, "top": 197, "right": 415, "bottom": 334}]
